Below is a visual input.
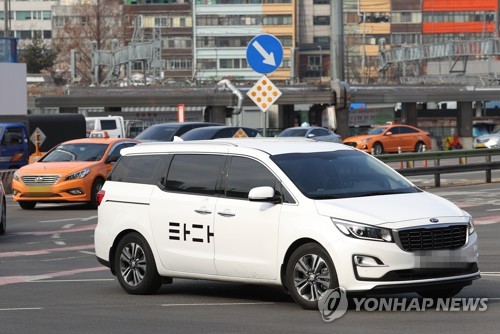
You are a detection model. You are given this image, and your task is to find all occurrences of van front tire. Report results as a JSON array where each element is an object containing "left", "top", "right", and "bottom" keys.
[{"left": 285, "top": 243, "right": 339, "bottom": 310}]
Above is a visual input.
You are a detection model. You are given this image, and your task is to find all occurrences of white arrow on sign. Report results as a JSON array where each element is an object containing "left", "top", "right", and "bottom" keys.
[{"left": 252, "top": 40, "right": 276, "bottom": 66}]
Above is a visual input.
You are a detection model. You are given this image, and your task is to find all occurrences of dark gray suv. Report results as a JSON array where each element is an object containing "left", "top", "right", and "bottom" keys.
[{"left": 135, "top": 122, "right": 223, "bottom": 142}]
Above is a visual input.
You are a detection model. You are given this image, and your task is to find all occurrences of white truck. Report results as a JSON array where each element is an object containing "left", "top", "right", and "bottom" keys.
[{"left": 86, "top": 116, "right": 126, "bottom": 138}]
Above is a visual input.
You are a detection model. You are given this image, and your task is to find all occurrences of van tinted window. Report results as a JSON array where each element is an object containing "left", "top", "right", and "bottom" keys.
[
  {"left": 225, "top": 157, "right": 277, "bottom": 199},
  {"left": 165, "top": 154, "right": 225, "bottom": 195},
  {"left": 108, "top": 154, "right": 170, "bottom": 185}
]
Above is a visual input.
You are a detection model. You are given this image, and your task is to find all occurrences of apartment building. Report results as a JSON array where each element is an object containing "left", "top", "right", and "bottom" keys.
[
  {"left": 343, "top": 0, "right": 499, "bottom": 84},
  {"left": 193, "top": 0, "right": 296, "bottom": 84},
  {"left": 0, "top": 0, "right": 56, "bottom": 48}
]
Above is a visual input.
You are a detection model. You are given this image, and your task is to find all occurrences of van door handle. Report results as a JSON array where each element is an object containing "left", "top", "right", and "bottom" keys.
[
  {"left": 217, "top": 211, "right": 235, "bottom": 217},
  {"left": 194, "top": 209, "right": 212, "bottom": 215}
]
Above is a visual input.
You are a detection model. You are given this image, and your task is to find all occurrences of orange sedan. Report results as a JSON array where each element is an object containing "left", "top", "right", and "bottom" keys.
[
  {"left": 343, "top": 124, "right": 432, "bottom": 155},
  {"left": 12, "top": 136, "right": 139, "bottom": 209}
]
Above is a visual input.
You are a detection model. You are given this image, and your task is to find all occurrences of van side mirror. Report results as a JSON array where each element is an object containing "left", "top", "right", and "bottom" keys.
[{"left": 248, "top": 186, "right": 281, "bottom": 204}]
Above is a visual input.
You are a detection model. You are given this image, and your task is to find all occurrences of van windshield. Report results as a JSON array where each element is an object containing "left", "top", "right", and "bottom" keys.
[{"left": 271, "top": 150, "right": 418, "bottom": 199}]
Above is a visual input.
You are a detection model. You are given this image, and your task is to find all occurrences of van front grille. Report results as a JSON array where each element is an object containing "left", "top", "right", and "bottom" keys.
[{"left": 398, "top": 225, "right": 467, "bottom": 251}]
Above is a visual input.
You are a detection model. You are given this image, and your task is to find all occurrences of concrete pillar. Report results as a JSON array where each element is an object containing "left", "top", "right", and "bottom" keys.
[
  {"left": 401, "top": 103, "right": 418, "bottom": 127},
  {"left": 336, "top": 107, "right": 350, "bottom": 140},
  {"left": 458, "top": 101, "right": 473, "bottom": 149},
  {"left": 204, "top": 106, "right": 227, "bottom": 124},
  {"left": 474, "top": 101, "right": 482, "bottom": 117}
]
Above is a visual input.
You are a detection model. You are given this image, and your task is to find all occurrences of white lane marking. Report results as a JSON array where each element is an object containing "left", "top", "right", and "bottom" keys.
[
  {"left": 51, "top": 234, "right": 61, "bottom": 239},
  {"left": 482, "top": 272, "right": 500, "bottom": 276},
  {"left": 0, "top": 307, "right": 43, "bottom": 311},
  {"left": 162, "top": 302, "right": 275, "bottom": 307},
  {"left": 486, "top": 208, "right": 500, "bottom": 212},
  {"left": 39, "top": 216, "right": 97, "bottom": 224},
  {"left": 53, "top": 241, "right": 66, "bottom": 246},
  {"left": 62, "top": 224, "right": 75, "bottom": 229},
  {"left": 79, "top": 251, "right": 96, "bottom": 255},
  {"left": 28, "top": 279, "right": 114, "bottom": 283}
]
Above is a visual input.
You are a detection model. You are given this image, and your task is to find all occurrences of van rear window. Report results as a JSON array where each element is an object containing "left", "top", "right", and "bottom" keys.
[{"left": 108, "top": 154, "right": 170, "bottom": 185}]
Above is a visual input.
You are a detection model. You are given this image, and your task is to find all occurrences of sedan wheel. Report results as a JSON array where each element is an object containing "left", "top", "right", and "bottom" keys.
[
  {"left": 372, "top": 143, "right": 383, "bottom": 155},
  {"left": 115, "top": 233, "right": 162, "bottom": 295}
]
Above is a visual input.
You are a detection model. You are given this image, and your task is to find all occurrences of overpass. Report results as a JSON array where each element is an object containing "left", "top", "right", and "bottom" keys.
[{"left": 35, "top": 82, "right": 500, "bottom": 147}]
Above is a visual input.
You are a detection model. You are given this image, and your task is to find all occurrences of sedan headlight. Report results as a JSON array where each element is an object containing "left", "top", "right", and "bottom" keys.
[
  {"left": 360, "top": 137, "right": 373, "bottom": 143},
  {"left": 333, "top": 219, "right": 393, "bottom": 242},
  {"left": 65, "top": 168, "right": 90, "bottom": 181},
  {"left": 13, "top": 170, "right": 19, "bottom": 181}
]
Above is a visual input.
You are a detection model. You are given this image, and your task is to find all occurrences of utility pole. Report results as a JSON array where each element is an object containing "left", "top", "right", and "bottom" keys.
[
  {"left": 3, "top": 0, "right": 11, "bottom": 37},
  {"left": 331, "top": 0, "right": 344, "bottom": 81}
]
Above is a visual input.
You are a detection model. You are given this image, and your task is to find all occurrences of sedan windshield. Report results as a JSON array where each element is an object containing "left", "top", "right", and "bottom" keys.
[
  {"left": 41, "top": 143, "right": 108, "bottom": 162},
  {"left": 271, "top": 150, "right": 418, "bottom": 199},
  {"left": 366, "top": 127, "right": 387, "bottom": 135},
  {"left": 279, "top": 129, "right": 309, "bottom": 137}
]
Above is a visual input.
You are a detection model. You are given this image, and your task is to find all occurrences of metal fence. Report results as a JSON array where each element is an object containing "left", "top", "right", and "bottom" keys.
[{"left": 375, "top": 148, "right": 500, "bottom": 187}]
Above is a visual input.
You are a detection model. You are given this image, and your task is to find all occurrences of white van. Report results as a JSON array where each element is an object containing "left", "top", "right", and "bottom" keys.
[
  {"left": 94, "top": 138, "right": 479, "bottom": 309},
  {"left": 86, "top": 116, "right": 126, "bottom": 138}
]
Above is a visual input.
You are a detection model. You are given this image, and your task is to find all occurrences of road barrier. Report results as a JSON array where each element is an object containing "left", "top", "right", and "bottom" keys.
[{"left": 376, "top": 148, "right": 500, "bottom": 187}]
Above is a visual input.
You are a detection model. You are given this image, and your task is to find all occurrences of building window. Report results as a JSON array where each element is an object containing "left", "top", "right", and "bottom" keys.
[
  {"left": 313, "top": 36, "right": 330, "bottom": 48},
  {"left": 166, "top": 57, "right": 192, "bottom": 71},
  {"left": 219, "top": 58, "right": 248, "bottom": 69},
  {"left": 313, "top": 16, "right": 330, "bottom": 25},
  {"left": 16, "top": 11, "right": 32, "bottom": 20},
  {"left": 263, "top": 15, "right": 292, "bottom": 25}
]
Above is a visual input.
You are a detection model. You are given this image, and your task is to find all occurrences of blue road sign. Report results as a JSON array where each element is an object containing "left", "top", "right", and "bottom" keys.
[{"left": 246, "top": 34, "right": 283, "bottom": 74}]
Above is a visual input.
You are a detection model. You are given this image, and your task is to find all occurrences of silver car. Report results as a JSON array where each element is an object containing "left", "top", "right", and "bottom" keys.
[
  {"left": 473, "top": 128, "right": 500, "bottom": 148},
  {"left": 278, "top": 126, "right": 342, "bottom": 143}
]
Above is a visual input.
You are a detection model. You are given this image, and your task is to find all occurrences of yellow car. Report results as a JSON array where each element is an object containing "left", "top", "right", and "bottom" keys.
[{"left": 12, "top": 136, "right": 139, "bottom": 209}]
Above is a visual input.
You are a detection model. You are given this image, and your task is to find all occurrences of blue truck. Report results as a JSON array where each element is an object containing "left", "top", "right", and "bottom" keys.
[{"left": 0, "top": 114, "right": 86, "bottom": 169}]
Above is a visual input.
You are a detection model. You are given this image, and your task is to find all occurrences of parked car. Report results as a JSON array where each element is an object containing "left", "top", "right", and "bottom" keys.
[
  {"left": 94, "top": 138, "right": 478, "bottom": 309},
  {"left": 12, "top": 134, "right": 139, "bottom": 209},
  {"left": 134, "top": 122, "right": 223, "bottom": 142},
  {"left": 180, "top": 126, "right": 261, "bottom": 141},
  {"left": 343, "top": 124, "right": 432, "bottom": 155},
  {"left": 278, "top": 126, "right": 342, "bottom": 143},
  {"left": 473, "top": 128, "right": 500, "bottom": 149},
  {"left": 0, "top": 179, "right": 5, "bottom": 235}
]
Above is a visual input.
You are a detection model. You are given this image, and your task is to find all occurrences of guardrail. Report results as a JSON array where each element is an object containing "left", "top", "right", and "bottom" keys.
[
  {"left": 1, "top": 149, "right": 499, "bottom": 194},
  {"left": 376, "top": 148, "right": 500, "bottom": 187}
]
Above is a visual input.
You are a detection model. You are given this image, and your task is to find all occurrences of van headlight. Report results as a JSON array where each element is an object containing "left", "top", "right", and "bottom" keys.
[
  {"left": 467, "top": 217, "right": 475, "bottom": 235},
  {"left": 13, "top": 170, "right": 19, "bottom": 181},
  {"left": 65, "top": 168, "right": 90, "bottom": 180},
  {"left": 333, "top": 219, "right": 393, "bottom": 242}
]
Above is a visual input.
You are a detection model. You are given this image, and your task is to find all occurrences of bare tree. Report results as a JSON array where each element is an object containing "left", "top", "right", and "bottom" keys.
[{"left": 52, "top": 0, "right": 126, "bottom": 85}]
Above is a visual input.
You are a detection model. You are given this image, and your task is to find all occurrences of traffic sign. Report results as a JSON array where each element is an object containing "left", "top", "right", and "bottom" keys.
[
  {"left": 30, "top": 127, "right": 46, "bottom": 146},
  {"left": 246, "top": 34, "right": 283, "bottom": 74},
  {"left": 246, "top": 75, "right": 282, "bottom": 112}
]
